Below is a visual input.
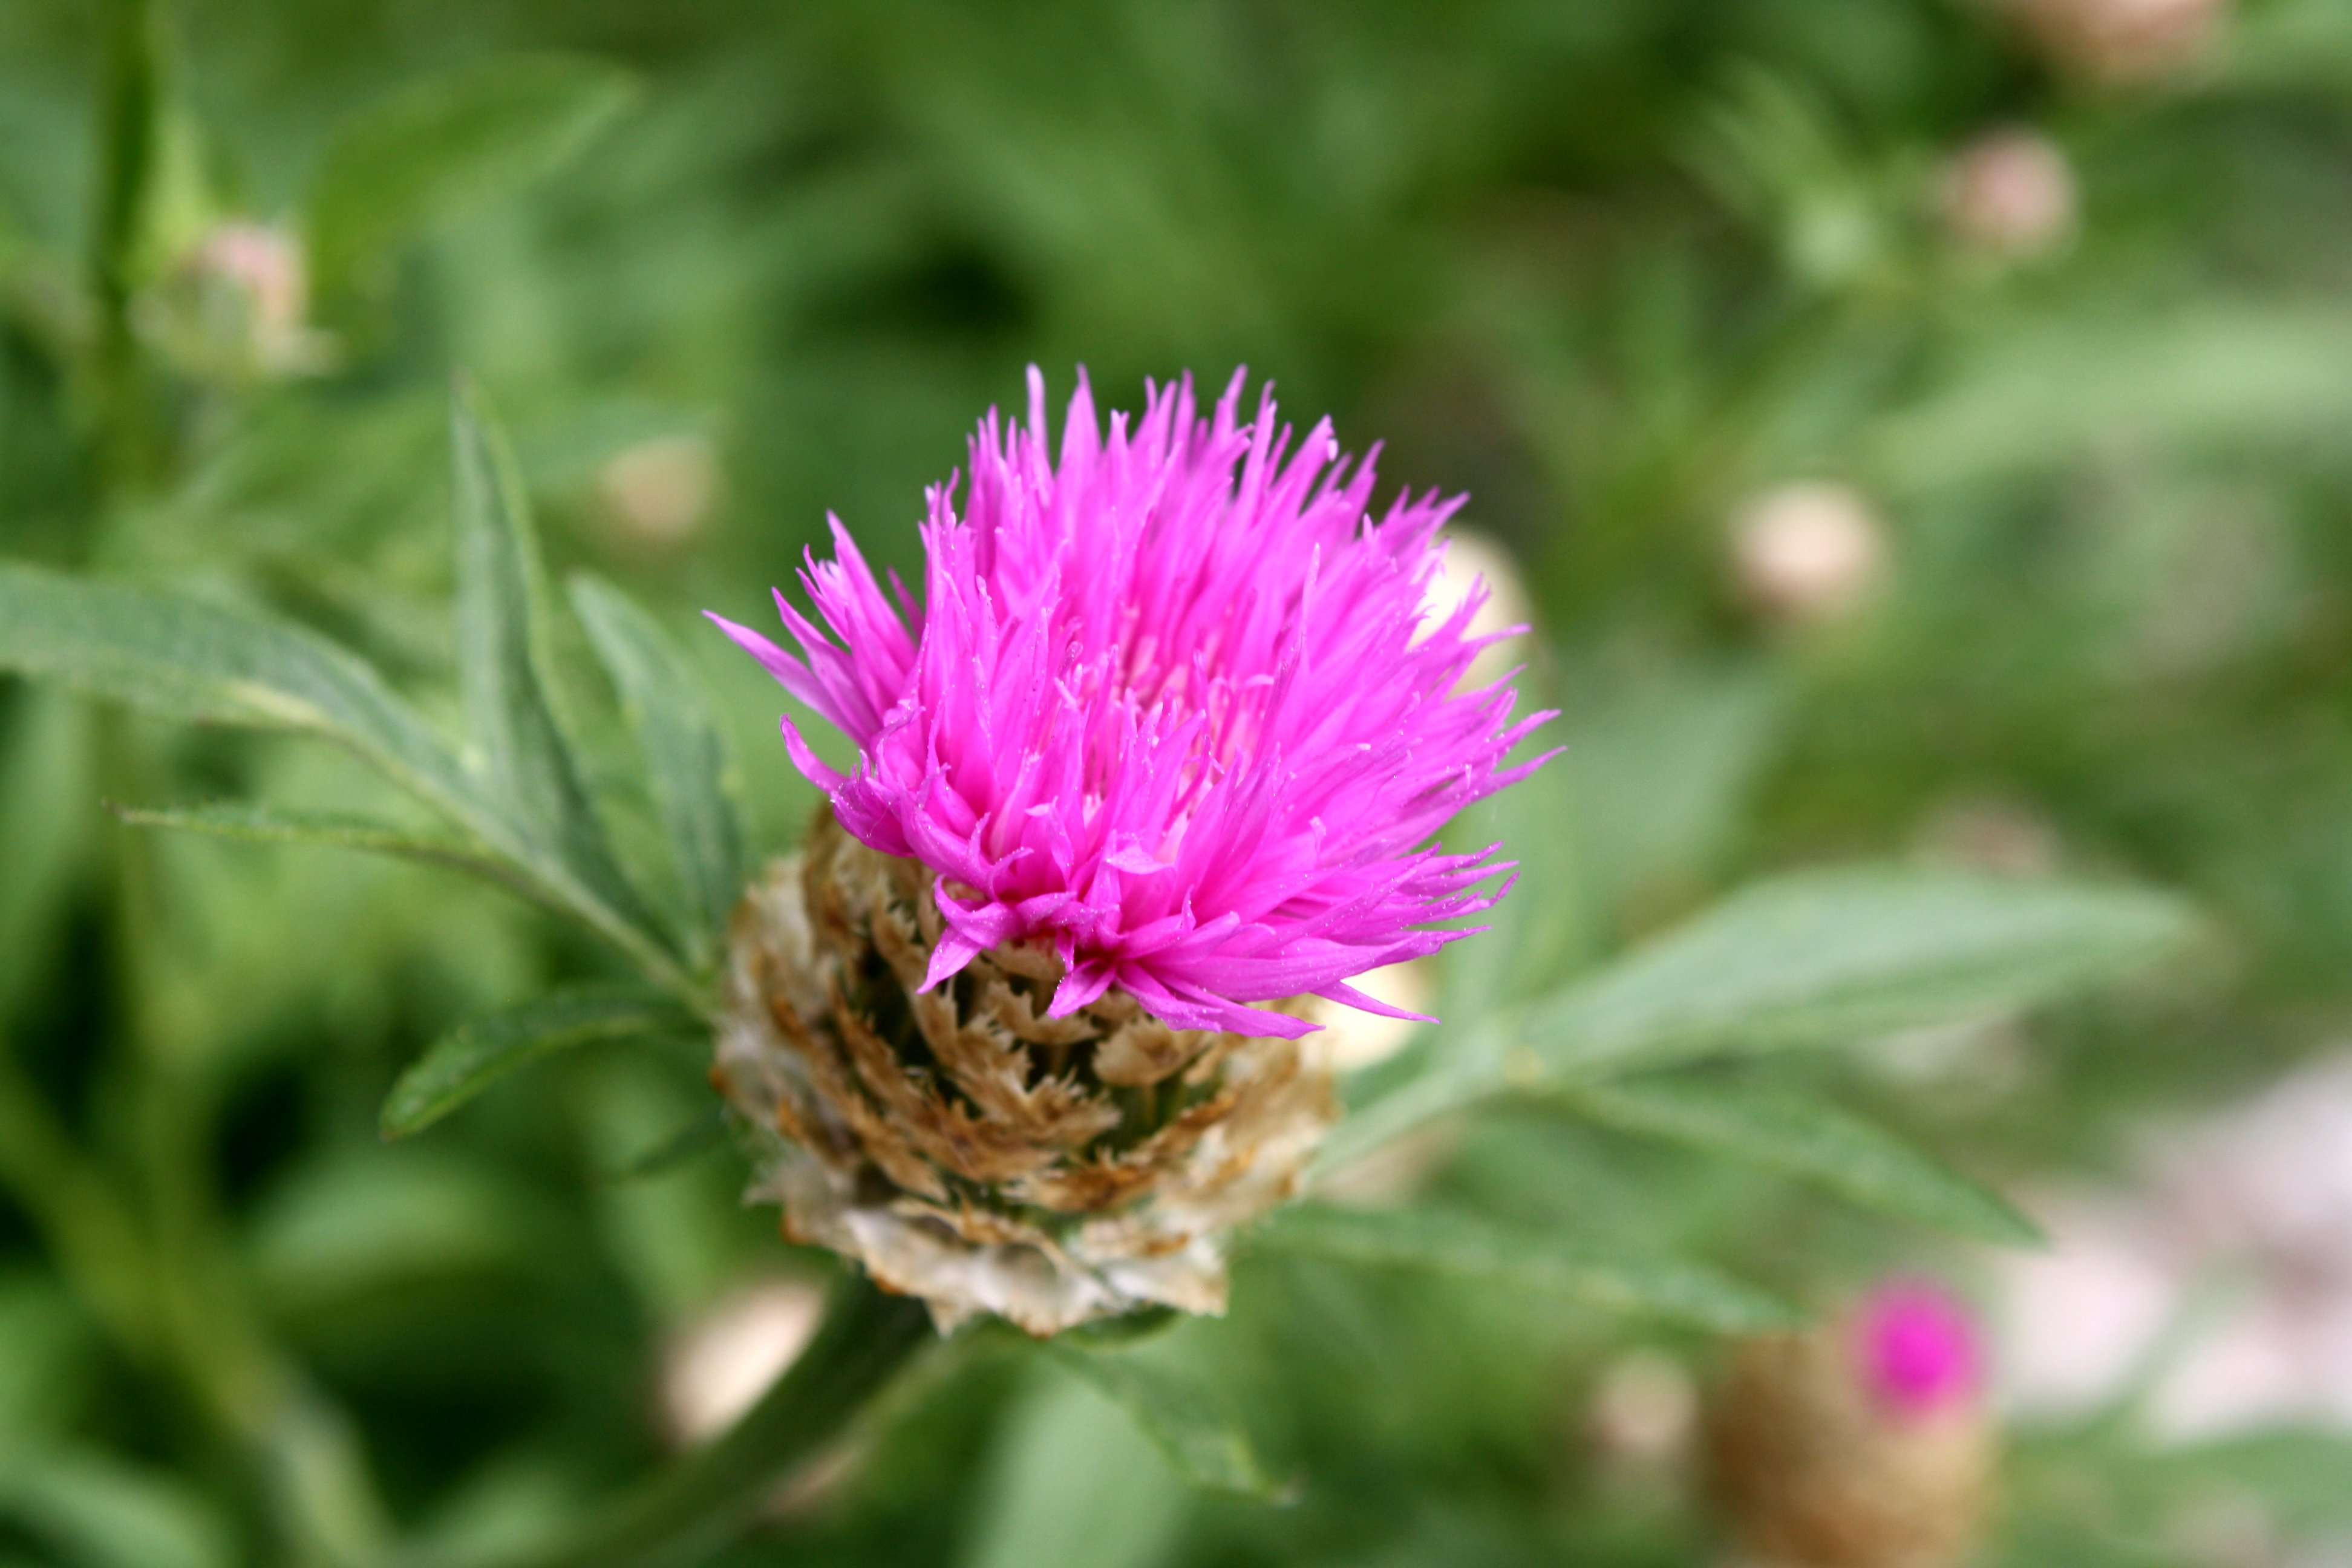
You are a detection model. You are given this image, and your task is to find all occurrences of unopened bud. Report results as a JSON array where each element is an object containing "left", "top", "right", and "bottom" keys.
[
  {"left": 1590, "top": 1348, "right": 1700, "bottom": 1471},
  {"left": 1706, "top": 1280, "right": 1996, "bottom": 1568},
  {"left": 661, "top": 1276, "right": 828, "bottom": 1445},
  {"left": 1999, "top": 0, "right": 2225, "bottom": 85},
  {"left": 182, "top": 221, "right": 327, "bottom": 377},
  {"left": 598, "top": 434, "right": 723, "bottom": 552},
  {"left": 1730, "top": 483, "right": 1887, "bottom": 626},
  {"left": 1939, "top": 128, "right": 2077, "bottom": 261}
]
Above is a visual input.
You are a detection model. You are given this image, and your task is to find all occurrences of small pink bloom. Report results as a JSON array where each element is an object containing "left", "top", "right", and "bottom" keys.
[
  {"left": 1857, "top": 1279, "right": 1985, "bottom": 1418},
  {"left": 716, "top": 368, "right": 1552, "bottom": 1037}
]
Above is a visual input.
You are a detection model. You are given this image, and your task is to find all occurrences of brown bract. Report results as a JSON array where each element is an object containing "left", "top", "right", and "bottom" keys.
[
  {"left": 1705, "top": 1324, "right": 1996, "bottom": 1568},
  {"left": 714, "top": 808, "right": 1337, "bottom": 1334}
]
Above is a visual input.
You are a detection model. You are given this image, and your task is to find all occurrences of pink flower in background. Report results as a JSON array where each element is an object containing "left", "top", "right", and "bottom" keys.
[
  {"left": 716, "top": 368, "right": 1550, "bottom": 1038},
  {"left": 1858, "top": 1279, "right": 1985, "bottom": 1419}
]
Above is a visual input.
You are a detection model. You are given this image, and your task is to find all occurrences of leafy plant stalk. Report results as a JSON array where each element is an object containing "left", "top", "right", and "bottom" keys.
[{"left": 422, "top": 1273, "right": 935, "bottom": 1568}]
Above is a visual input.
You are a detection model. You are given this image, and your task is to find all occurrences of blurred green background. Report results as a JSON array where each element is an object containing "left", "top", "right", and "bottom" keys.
[{"left": 8, "top": 0, "right": 2352, "bottom": 1564}]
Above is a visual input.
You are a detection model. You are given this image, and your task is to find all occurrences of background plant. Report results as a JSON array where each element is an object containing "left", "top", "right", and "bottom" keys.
[{"left": 5, "top": 1, "right": 2352, "bottom": 1566}]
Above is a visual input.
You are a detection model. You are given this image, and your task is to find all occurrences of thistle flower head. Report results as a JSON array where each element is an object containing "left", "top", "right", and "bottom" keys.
[
  {"left": 715, "top": 367, "right": 1550, "bottom": 1040},
  {"left": 710, "top": 370, "right": 1547, "bottom": 1333}
]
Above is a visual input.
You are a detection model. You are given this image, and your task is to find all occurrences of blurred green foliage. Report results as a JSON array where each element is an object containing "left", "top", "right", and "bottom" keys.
[{"left": 8, "top": 0, "right": 2352, "bottom": 1564}]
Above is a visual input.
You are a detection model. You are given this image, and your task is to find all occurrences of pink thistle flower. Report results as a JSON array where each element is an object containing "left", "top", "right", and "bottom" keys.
[
  {"left": 713, "top": 367, "right": 1552, "bottom": 1040},
  {"left": 1857, "top": 1278, "right": 1986, "bottom": 1419}
]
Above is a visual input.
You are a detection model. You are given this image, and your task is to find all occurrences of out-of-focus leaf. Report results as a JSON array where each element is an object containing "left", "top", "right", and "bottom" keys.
[
  {"left": 248, "top": 1152, "right": 533, "bottom": 1310},
  {"left": 1325, "top": 868, "right": 2192, "bottom": 1171},
  {"left": 1252, "top": 1204, "right": 1796, "bottom": 1333},
  {"left": 1043, "top": 1342, "right": 1279, "bottom": 1498},
  {"left": 0, "top": 1273, "right": 86, "bottom": 1439},
  {"left": 381, "top": 986, "right": 697, "bottom": 1138},
  {"left": 2141, "top": 1430, "right": 2352, "bottom": 1534},
  {"left": 307, "top": 54, "right": 636, "bottom": 296},
  {"left": 0, "top": 689, "right": 89, "bottom": 1025},
  {"left": 1560, "top": 664, "right": 1785, "bottom": 923},
  {"left": 1437, "top": 756, "right": 1583, "bottom": 1023},
  {"left": 599, "top": 1103, "right": 729, "bottom": 1185},
  {"left": 450, "top": 385, "right": 659, "bottom": 947},
  {"left": 0, "top": 1449, "right": 235, "bottom": 1568},
  {"left": 110, "top": 800, "right": 538, "bottom": 903},
  {"left": 960, "top": 1364, "right": 1189, "bottom": 1568},
  {"left": 570, "top": 576, "right": 746, "bottom": 964},
  {"left": 1870, "top": 307, "right": 2352, "bottom": 492},
  {"left": 1527, "top": 868, "right": 2196, "bottom": 1080},
  {"left": 1552, "top": 1077, "right": 2043, "bottom": 1246}
]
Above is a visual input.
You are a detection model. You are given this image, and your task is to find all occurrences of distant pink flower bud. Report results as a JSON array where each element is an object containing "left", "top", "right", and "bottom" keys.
[
  {"left": 1939, "top": 128, "right": 2078, "bottom": 260},
  {"left": 1730, "top": 482, "right": 1887, "bottom": 625}
]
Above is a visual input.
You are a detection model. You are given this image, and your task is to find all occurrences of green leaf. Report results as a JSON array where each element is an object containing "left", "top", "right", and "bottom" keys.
[
  {"left": 1324, "top": 868, "right": 2192, "bottom": 1175},
  {"left": 961, "top": 1364, "right": 1190, "bottom": 1568},
  {"left": 307, "top": 54, "right": 636, "bottom": 297},
  {"left": 381, "top": 987, "right": 697, "bottom": 1139},
  {"left": 1527, "top": 867, "right": 2196, "bottom": 1080},
  {"left": 2141, "top": 1430, "right": 2352, "bottom": 1534},
  {"left": 598, "top": 1103, "right": 728, "bottom": 1184},
  {"left": 1043, "top": 1343, "right": 1280, "bottom": 1498},
  {"left": 1868, "top": 306, "right": 2352, "bottom": 493},
  {"left": 1552, "top": 1077, "right": 2043, "bottom": 1246},
  {"left": 0, "top": 563, "right": 477, "bottom": 812},
  {"left": 0, "top": 1449, "right": 235, "bottom": 1568},
  {"left": 1252, "top": 1204, "right": 1796, "bottom": 1333},
  {"left": 449, "top": 384, "right": 673, "bottom": 972},
  {"left": 110, "top": 800, "right": 540, "bottom": 904},
  {"left": 0, "top": 565, "right": 693, "bottom": 996},
  {"left": 569, "top": 576, "right": 746, "bottom": 964}
]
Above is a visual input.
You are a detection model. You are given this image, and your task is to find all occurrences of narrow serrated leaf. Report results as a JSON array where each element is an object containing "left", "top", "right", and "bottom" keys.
[
  {"left": 111, "top": 800, "right": 538, "bottom": 903},
  {"left": 0, "top": 565, "right": 693, "bottom": 995},
  {"left": 307, "top": 54, "right": 635, "bottom": 297},
  {"left": 569, "top": 576, "right": 745, "bottom": 964},
  {"left": 381, "top": 987, "right": 696, "bottom": 1139},
  {"left": 1252, "top": 1204, "right": 1795, "bottom": 1333},
  {"left": 449, "top": 382, "right": 668, "bottom": 959},
  {"left": 0, "top": 564, "right": 476, "bottom": 811},
  {"left": 1553, "top": 1078, "right": 2043, "bottom": 1246},
  {"left": 1042, "top": 1344, "right": 1279, "bottom": 1498}
]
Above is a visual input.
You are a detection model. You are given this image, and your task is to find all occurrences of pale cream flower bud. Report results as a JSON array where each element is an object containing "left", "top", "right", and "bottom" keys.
[
  {"left": 1729, "top": 483, "right": 1887, "bottom": 626},
  {"left": 1589, "top": 1349, "right": 1700, "bottom": 1471},
  {"left": 143, "top": 220, "right": 330, "bottom": 379},
  {"left": 661, "top": 1276, "right": 828, "bottom": 1444},
  {"left": 1939, "top": 128, "right": 2078, "bottom": 261},
  {"left": 598, "top": 434, "right": 723, "bottom": 552}
]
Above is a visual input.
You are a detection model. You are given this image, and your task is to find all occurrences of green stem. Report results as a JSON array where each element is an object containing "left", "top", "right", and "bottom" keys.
[
  {"left": 0, "top": 1057, "right": 160, "bottom": 1358},
  {"left": 429, "top": 1273, "right": 933, "bottom": 1568}
]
